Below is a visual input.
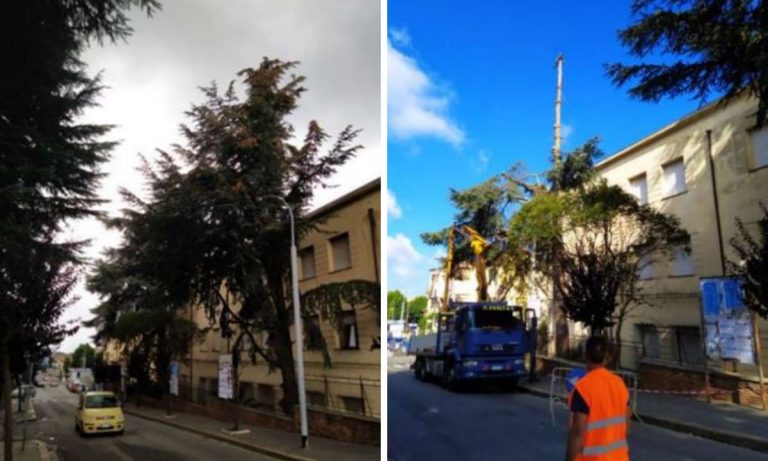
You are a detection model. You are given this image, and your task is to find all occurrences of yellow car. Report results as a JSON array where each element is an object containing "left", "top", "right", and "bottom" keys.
[{"left": 75, "top": 391, "right": 125, "bottom": 436}]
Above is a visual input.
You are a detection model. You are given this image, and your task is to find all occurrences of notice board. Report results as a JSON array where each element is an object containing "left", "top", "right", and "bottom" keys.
[{"left": 700, "top": 277, "right": 755, "bottom": 364}]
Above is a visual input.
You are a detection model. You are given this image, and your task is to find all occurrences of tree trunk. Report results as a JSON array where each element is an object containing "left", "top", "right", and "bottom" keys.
[
  {"left": 3, "top": 346, "right": 14, "bottom": 461},
  {"left": 614, "top": 317, "right": 624, "bottom": 370},
  {"left": 274, "top": 330, "right": 298, "bottom": 416}
]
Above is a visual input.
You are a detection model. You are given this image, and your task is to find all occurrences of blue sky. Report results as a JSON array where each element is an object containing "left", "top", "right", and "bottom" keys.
[{"left": 386, "top": 1, "right": 709, "bottom": 297}]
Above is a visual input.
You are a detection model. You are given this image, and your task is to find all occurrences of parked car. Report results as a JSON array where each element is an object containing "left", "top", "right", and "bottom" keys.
[{"left": 75, "top": 391, "right": 125, "bottom": 436}]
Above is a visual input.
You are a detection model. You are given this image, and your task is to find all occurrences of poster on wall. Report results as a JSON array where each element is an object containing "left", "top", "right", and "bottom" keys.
[
  {"left": 700, "top": 277, "right": 755, "bottom": 364},
  {"left": 218, "top": 354, "right": 234, "bottom": 399},
  {"left": 169, "top": 361, "right": 179, "bottom": 396}
]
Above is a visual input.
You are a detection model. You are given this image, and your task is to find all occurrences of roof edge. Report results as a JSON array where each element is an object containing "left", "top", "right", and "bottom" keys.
[
  {"left": 306, "top": 178, "right": 381, "bottom": 219},
  {"left": 596, "top": 93, "right": 750, "bottom": 170}
]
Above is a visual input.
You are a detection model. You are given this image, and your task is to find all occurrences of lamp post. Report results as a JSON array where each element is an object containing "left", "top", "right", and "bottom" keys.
[{"left": 268, "top": 195, "right": 309, "bottom": 448}]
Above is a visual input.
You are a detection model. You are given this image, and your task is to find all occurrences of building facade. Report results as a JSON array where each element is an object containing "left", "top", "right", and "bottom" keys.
[
  {"left": 180, "top": 179, "right": 381, "bottom": 418},
  {"left": 596, "top": 94, "right": 768, "bottom": 378}
]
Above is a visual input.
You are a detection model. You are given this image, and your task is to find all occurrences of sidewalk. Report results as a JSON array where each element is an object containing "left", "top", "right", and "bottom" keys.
[
  {"left": 519, "top": 377, "right": 768, "bottom": 453},
  {"left": 0, "top": 441, "right": 58, "bottom": 461},
  {"left": 123, "top": 404, "right": 379, "bottom": 461}
]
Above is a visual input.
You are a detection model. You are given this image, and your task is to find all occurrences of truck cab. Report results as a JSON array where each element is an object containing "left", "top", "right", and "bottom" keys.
[{"left": 411, "top": 302, "right": 537, "bottom": 389}]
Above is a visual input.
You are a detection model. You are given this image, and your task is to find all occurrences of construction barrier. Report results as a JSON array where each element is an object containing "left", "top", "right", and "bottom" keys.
[{"left": 547, "top": 367, "right": 641, "bottom": 427}]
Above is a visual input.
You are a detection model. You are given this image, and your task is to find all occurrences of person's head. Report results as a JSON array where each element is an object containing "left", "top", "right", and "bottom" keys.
[{"left": 585, "top": 335, "right": 609, "bottom": 368}]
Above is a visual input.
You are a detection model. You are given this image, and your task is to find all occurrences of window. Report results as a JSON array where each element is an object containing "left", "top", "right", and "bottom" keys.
[
  {"left": 639, "top": 324, "right": 660, "bottom": 359},
  {"left": 299, "top": 246, "right": 316, "bottom": 279},
  {"left": 306, "top": 391, "right": 327, "bottom": 407},
  {"left": 239, "top": 381, "right": 254, "bottom": 403},
  {"left": 750, "top": 126, "right": 768, "bottom": 169},
  {"left": 629, "top": 174, "right": 649, "bottom": 205},
  {"left": 329, "top": 233, "right": 351, "bottom": 271},
  {"left": 675, "top": 327, "right": 704, "bottom": 365},
  {"left": 208, "top": 378, "right": 219, "bottom": 397},
  {"left": 197, "top": 377, "right": 208, "bottom": 403},
  {"left": 340, "top": 396, "right": 365, "bottom": 415},
  {"left": 671, "top": 244, "right": 694, "bottom": 277},
  {"left": 304, "top": 314, "right": 324, "bottom": 351},
  {"left": 257, "top": 384, "right": 275, "bottom": 407},
  {"left": 339, "top": 310, "right": 359, "bottom": 350},
  {"left": 636, "top": 247, "right": 653, "bottom": 280},
  {"left": 662, "top": 158, "right": 686, "bottom": 197}
]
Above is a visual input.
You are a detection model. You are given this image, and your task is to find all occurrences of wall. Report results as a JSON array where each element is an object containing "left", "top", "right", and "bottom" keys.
[{"left": 596, "top": 94, "right": 768, "bottom": 378}]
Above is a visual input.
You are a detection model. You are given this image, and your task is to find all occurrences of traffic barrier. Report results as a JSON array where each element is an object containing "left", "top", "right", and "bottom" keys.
[{"left": 547, "top": 367, "right": 641, "bottom": 427}]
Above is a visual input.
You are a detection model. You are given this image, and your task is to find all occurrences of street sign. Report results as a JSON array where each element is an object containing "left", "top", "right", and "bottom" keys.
[
  {"left": 218, "top": 354, "right": 234, "bottom": 399},
  {"left": 169, "top": 361, "right": 179, "bottom": 396}
]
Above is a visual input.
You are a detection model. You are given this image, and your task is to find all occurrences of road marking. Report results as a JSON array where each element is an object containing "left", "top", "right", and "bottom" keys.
[{"left": 427, "top": 407, "right": 440, "bottom": 414}]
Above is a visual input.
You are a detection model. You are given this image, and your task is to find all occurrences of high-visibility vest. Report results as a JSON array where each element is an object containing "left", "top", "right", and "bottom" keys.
[{"left": 570, "top": 367, "right": 629, "bottom": 461}]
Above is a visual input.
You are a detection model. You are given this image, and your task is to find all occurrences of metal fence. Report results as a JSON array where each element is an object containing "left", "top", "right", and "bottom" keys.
[
  {"left": 550, "top": 324, "right": 768, "bottom": 376},
  {"left": 546, "top": 367, "right": 640, "bottom": 427},
  {"left": 168, "top": 374, "right": 380, "bottom": 419}
]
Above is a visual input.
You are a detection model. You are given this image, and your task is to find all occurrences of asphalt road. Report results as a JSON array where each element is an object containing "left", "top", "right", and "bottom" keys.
[
  {"left": 387, "top": 354, "right": 767, "bottom": 461},
  {"left": 29, "top": 385, "right": 278, "bottom": 461}
]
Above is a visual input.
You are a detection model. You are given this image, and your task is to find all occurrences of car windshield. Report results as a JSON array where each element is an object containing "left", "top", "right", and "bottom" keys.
[
  {"left": 84, "top": 394, "right": 119, "bottom": 409},
  {"left": 470, "top": 308, "right": 519, "bottom": 330}
]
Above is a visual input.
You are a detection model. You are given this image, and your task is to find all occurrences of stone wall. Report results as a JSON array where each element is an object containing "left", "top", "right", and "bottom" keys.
[{"left": 136, "top": 394, "right": 380, "bottom": 446}]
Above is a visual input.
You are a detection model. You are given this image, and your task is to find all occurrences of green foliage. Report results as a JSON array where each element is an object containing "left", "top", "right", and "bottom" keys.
[
  {"left": 729, "top": 202, "right": 768, "bottom": 318},
  {"left": 508, "top": 179, "right": 688, "bottom": 331},
  {"left": 607, "top": 0, "right": 768, "bottom": 126},
  {"left": 387, "top": 290, "right": 406, "bottom": 320},
  {"left": 547, "top": 137, "right": 604, "bottom": 191},
  {"left": 71, "top": 344, "right": 96, "bottom": 369},
  {"left": 407, "top": 296, "right": 428, "bottom": 324}
]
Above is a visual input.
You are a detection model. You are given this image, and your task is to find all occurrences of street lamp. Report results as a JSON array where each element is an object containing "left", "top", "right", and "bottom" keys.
[{"left": 267, "top": 195, "right": 309, "bottom": 448}]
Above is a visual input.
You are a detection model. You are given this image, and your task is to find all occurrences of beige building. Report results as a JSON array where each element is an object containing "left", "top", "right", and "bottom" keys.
[
  {"left": 180, "top": 179, "right": 381, "bottom": 418},
  {"left": 596, "top": 94, "right": 768, "bottom": 377}
]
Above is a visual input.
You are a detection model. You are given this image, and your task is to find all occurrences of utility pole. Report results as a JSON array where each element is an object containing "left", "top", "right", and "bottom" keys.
[{"left": 553, "top": 54, "right": 564, "bottom": 167}]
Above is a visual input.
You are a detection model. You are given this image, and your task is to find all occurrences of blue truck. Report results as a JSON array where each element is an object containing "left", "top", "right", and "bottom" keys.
[{"left": 408, "top": 301, "right": 537, "bottom": 389}]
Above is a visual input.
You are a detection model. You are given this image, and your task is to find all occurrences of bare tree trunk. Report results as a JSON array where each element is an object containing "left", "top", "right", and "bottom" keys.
[
  {"left": 3, "top": 345, "right": 14, "bottom": 461},
  {"left": 275, "top": 330, "right": 298, "bottom": 416},
  {"left": 614, "top": 317, "right": 625, "bottom": 370}
]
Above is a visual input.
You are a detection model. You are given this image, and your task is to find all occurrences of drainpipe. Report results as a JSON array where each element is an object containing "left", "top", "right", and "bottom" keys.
[
  {"left": 705, "top": 129, "right": 727, "bottom": 275},
  {"left": 367, "top": 208, "right": 379, "bottom": 283}
]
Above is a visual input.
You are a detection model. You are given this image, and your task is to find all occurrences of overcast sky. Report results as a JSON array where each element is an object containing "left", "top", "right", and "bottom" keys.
[{"left": 59, "top": 0, "right": 381, "bottom": 352}]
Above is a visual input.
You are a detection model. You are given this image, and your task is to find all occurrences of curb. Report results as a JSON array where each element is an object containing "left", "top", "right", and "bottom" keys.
[
  {"left": 124, "top": 408, "right": 315, "bottom": 461},
  {"left": 518, "top": 385, "right": 768, "bottom": 454}
]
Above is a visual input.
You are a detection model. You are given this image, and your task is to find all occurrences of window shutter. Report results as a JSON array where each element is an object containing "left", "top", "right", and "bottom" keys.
[{"left": 663, "top": 159, "right": 686, "bottom": 197}]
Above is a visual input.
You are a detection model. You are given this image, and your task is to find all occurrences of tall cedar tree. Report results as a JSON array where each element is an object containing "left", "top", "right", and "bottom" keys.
[
  {"left": 0, "top": 1, "right": 158, "bottom": 458},
  {"left": 607, "top": 0, "right": 768, "bottom": 126},
  {"left": 96, "top": 59, "right": 368, "bottom": 415},
  {"left": 421, "top": 175, "right": 525, "bottom": 302},
  {"left": 729, "top": 202, "right": 768, "bottom": 318}
]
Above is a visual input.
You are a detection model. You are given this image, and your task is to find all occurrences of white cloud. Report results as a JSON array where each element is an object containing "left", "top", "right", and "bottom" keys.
[
  {"left": 387, "top": 234, "right": 424, "bottom": 278},
  {"left": 389, "top": 27, "right": 411, "bottom": 47},
  {"left": 387, "top": 188, "right": 403, "bottom": 219},
  {"left": 387, "top": 40, "right": 464, "bottom": 146}
]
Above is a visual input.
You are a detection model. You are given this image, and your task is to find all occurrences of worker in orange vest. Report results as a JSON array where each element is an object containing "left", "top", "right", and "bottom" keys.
[{"left": 565, "top": 336, "right": 631, "bottom": 461}]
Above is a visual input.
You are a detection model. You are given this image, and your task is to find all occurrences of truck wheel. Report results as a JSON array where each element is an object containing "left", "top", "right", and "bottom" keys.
[
  {"left": 414, "top": 359, "right": 425, "bottom": 381},
  {"left": 442, "top": 362, "right": 460, "bottom": 392}
]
